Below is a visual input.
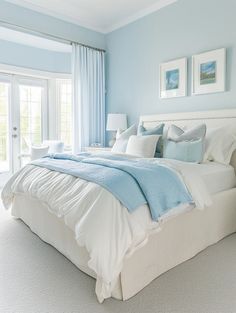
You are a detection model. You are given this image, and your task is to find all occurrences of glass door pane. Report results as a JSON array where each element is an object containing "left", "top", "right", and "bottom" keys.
[
  {"left": 56, "top": 79, "right": 72, "bottom": 151},
  {"left": 19, "top": 85, "right": 43, "bottom": 167},
  {"left": 0, "top": 82, "right": 10, "bottom": 173}
]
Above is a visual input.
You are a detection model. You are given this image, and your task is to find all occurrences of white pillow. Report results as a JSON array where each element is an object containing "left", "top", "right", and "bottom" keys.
[
  {"left": 204, "top": 124, "right": 236, "bottom": 164},
  {"left": 126, "top": 135, "right": 160, "bottom": 158},
  {"left": 111, "top": 124, "right": 137, "bottom": 153}
]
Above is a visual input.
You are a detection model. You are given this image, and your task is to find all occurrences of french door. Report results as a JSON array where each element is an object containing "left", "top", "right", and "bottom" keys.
[{"left": 0, "top": 74, "right": 48, "bottom": 186}]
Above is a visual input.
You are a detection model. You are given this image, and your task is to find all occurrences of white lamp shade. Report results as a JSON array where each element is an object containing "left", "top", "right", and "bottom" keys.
[{"left": 106, "top": 114, "right": 127, "bottom": 131}]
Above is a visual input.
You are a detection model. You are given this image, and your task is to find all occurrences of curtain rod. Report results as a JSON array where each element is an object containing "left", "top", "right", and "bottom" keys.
[{"left": 0, "top": 20, "right": 106, "bottom": 53}]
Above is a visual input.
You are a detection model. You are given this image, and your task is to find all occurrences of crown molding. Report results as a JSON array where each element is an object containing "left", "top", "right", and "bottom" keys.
[
  {"left": 5, "top": 0, "right": 105, "bottom": 33},
  {"left": 5, "top": 0, "right": 177, "bottom": 34},
  {"left": 106, "top": 0, "right": 177, "bottom": 33}
]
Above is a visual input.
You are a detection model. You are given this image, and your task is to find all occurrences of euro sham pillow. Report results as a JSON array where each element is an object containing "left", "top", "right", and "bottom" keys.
[
  {"left": 163, "top": 124, "right": 206, "bottom": 163},
  {"left": 111, "top": 124, "right": 137, "bottom": 153},
  {"left": 167, "top": 124, "right": 206, "bottom": 142},
  {"left": 138, "top": 123, "right": 164, "bottom": 157},
  {"left": 204, "top": 125, "right": 236, "bottom": 164},
  {"left": 126, "top": 135, "right": 161, "bottom": 158}
]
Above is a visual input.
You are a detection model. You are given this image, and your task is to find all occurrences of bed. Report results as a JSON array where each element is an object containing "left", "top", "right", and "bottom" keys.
[{"left": 2, "top": 109, "right": 236, "bottom": 302}]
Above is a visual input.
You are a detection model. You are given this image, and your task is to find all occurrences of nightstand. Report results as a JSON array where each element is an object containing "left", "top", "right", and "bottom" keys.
[{"left": 84, "top": 146, "right": 112, "bottom": 153}]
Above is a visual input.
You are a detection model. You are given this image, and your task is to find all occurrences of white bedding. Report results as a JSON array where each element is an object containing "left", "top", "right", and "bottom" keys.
[
  {"left": 160, "top": 159, "right": 236, "bottom": 195},
  {"left": 196, "top": 162, "right": 236, "bottom": 194},
  {"left": 2, "top": 157, "right": 233, "bottom": 302}
]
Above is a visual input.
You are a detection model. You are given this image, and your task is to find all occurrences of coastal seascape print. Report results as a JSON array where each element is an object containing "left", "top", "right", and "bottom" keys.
[
  {"left": 166, "top": 69, "right": 179, "bottom": 90},
  {"left": 160, "top": 57, "right": 186, "bottom": 98},
  {"left": 200, "top": 61, "right": 216, "bottom": 85}
]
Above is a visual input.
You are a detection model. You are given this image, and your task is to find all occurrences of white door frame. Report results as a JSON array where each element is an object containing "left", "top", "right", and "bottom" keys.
[
  {"left": 0, "top": 74, "right": 13, "bottom": 186},
  {"left": 14, "top": 76, "right": 48, "bottom": 171},
  {"left": 0, "top": 73, "right": 48, "bottom": 184}
]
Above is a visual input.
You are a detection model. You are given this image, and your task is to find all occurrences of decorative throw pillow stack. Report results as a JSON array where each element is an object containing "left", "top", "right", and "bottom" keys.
[
  {"left": 111, "top": 120, "right": 236, "bottom": 164},
  {"left": 112, "top": 123, "right": 165, "bottom": 158},
  {"left": 137, "top": 124, "right": 164, "bottom": 157}
]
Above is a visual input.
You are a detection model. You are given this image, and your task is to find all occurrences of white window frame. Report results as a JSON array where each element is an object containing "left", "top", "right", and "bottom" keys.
[
  {"left": 0, "top": 63, "right": 71, "bottom": 142},
  {"left": 0, "top": 74, "right": 12, "bottom": 185},
  {"left": 15, "top": 76, "right": 49, "bottom": 145},
  {"left": 55, "top": 78, "right": 72, "bottom": 151},
  {"left": 0, "top": 64, "right": 72, "bottom": 176}
]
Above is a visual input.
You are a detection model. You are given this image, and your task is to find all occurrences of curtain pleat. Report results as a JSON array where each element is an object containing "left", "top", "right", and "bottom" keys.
[{"left": 72, "top": 44, "right": 105, "bottom": 153}]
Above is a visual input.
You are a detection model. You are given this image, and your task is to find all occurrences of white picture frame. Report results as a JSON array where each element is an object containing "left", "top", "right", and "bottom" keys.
[
  {"left": 192, "top": 48, "right": 226, "bottom": 95},
  {"left": 159, "top": 57, "right": 187, "bottom": 99}
]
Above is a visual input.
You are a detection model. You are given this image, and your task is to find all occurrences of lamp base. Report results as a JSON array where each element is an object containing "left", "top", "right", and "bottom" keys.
[
  {"left": 108, "top": 132, "right": 117, "bottom": 147},
  {"left": 108, "top": 138, "right": 116, "bottom": 147}
]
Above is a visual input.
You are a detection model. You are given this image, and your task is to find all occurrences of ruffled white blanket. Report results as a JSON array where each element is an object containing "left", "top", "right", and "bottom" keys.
[{"left": 1, "top": 158, "right": 212, "bottom": 302}]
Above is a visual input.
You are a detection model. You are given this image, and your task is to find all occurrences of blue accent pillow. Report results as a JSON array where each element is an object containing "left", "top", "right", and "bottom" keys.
[
  {"left": 163, "top": 139, "right": 204, "bottom": 163},
  {"left": 163, "top": 124, "right": 206, "bottom": 163},
  {"left": 138, "top": 124, "right": 164, "bottom": 158}
]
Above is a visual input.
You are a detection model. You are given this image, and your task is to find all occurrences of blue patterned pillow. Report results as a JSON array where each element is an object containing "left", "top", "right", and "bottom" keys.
[{"left": 138, "top": 124, "right": 164, "bottom": 157}]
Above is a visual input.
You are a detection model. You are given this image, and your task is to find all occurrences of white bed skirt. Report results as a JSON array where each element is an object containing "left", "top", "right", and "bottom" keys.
[{"left": 11, "top": 188, "right": 236, "bottom": 301}]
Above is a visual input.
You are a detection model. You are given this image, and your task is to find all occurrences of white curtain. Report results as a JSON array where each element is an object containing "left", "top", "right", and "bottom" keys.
[{"left": 72, "top": 44, "right": 105, "bottom": 153}]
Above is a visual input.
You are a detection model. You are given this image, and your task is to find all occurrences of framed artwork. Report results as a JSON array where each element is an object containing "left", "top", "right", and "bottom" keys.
[
  {"left": 192, "top": 48, "right": 226, "bottom": 95},
  {"left": 159, "top": 57, "right": 187, "bottom": 99}
]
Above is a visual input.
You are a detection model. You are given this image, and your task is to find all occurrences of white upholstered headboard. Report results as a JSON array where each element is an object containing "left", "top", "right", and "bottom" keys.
[
  {"left": 139, "top": 109, "right": 236, "bottom": 169},
  {"left": 139, "top": 109, "right": 236, "bottom": 129}
]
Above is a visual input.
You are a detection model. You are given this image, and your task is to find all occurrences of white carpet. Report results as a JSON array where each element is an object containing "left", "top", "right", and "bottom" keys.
[{"left": 1, "top": 202, "right": 236, "bottom": 313}]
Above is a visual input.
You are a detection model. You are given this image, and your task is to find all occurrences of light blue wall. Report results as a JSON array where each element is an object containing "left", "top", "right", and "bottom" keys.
[
  {"left": 2, "top": 0, "right": 235, "bottom": 127},
  {"left": 0, "top": 1, "right": 105, "bottom": 50},
  {"left": 0, "top": 39, "right": 71, "bottom": 73},
  {"left": 0, "top": 0, "right": 105, "bottom": 73},
  {"left": 106, "top": 0, "right": 236, "bottom": 125}
]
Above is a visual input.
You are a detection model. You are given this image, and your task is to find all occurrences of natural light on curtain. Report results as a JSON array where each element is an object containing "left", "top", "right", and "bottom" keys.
[{"left": 72, "top": 44, "right": 105, "bottom": 153}]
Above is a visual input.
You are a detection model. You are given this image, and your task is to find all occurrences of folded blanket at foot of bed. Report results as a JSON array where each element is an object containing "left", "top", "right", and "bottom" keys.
[{"left": 31, "top": 153, "right": 193, "bottom": 221}]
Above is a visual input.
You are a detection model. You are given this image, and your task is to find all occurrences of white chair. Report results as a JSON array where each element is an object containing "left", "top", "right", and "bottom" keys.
[
  {"left": 30, "top": 145, "right": 49, "bottom": 161},
  {"left": 43, "top": 140, "right": 64, "bottom": 153}
]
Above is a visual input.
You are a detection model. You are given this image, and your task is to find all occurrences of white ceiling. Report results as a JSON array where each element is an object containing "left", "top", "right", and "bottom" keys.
[
  {"left": 0, "top": 26, "right": 72, "bottom": 52},
  {"left": 5, "top": 0, "right": 177, "bottom": 33}
]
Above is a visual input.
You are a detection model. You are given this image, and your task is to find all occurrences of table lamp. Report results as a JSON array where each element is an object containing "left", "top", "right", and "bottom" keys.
[{"left": 106, "top": 113, "right": 127, "bottom": 147}]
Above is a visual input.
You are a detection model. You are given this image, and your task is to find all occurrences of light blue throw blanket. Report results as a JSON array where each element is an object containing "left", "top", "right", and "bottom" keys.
[{"left": 32, "top": 153, "right": 193, "bottom": 221}]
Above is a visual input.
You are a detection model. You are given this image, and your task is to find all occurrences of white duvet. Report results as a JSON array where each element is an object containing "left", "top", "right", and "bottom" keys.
[{"left": 1, "top": 157, "right": 212, "bottom": 302}]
